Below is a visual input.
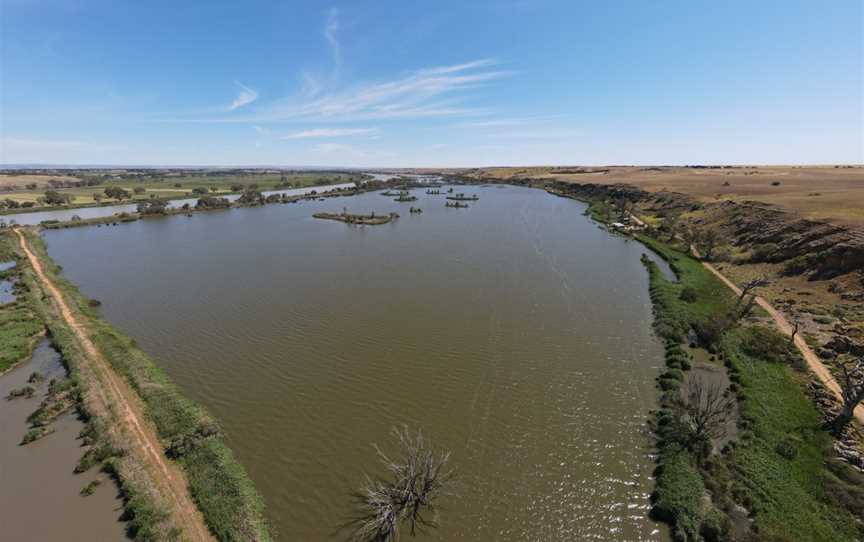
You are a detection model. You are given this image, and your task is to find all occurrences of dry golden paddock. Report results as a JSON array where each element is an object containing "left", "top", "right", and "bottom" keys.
[{"left": 458, "top": 166, "right": 864, "bottom": 226}]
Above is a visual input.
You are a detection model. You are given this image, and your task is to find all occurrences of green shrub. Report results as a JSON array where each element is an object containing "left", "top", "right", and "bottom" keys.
[
  {"left": 659, "top": 377, "right": 681, "bottom": 392},
  {"left": 679, "top": 287, "right": 699, "bottom": 302},
  {"left": 739, "top": 326, "right": 794, "bottom": 364},
  {"left": 80, "top": 479, "right": 101, "bottom": 496},
  {"left": 782, "top": 255, "right": 812, "bottom": 276},
  {"left": 749, "top": 243, "right": 780, "bottom": 263},
  {"left": 650, "top": 448, "right": 705, "bottom": 541}
]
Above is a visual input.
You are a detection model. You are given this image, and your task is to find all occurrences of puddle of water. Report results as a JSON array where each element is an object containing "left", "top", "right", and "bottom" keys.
[
  {"left": 0, "top": 280, "right": 16, "bottom": 303},
  {"left": 0, "top": 260, "right": 17, "bottom": 272},
  {"left": 0, "top": 339, "right": 128, "bottom": 541},
  {"left": 684, "top": 344, "right": 740, "bottom": 448}
]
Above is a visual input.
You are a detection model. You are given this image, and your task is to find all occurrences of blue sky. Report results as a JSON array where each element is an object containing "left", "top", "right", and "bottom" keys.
[{"left": 1, "top": 0, "right": 862, "bottom": 166}]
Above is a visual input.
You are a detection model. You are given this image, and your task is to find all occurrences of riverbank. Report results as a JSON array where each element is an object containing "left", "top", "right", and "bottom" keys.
[
  {"left": 9, "top": 228, "right": 272, "bottom": 541},
  {"left": 552, "top": 188, "right": 864, "bottom": 541},
  {"left": 20, "top": 179, "right": 414, "bottom": 230},
  {"left": 0, "top": 172, "right": 362, "bottom": 217},
  {"left": 0, "top": 235, "right": 43, "bottom": 374}
]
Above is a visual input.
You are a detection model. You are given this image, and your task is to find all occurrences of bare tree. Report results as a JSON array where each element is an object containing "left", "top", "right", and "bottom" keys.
[
  {"left": 790, "top": 318, "right": 801, "bottom": 345},
  {"left": 832, "top": 358, "right": 864, "bottom": 436},
  {"left": 347, "top": 427, "right": 455, "bottom": 542},
  {"left": 674, "top": 377, "right": 736, "bottom": 459},
  {"left": 736, "top": 277, "right": 770, "bottom": 307}
]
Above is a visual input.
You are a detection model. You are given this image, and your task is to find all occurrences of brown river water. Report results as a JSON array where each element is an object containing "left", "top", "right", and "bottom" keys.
[
  {"left": 42, "top": 185, "right": 671, "bottom": 541},
  {"left": 0, "top": 340, "right": 127, "bottom": 541}
]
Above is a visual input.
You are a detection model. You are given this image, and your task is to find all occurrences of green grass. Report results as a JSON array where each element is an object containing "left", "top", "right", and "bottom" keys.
[
  {"left": 0, "top": 232, "right": 43, "bottom": 373},
  {"left": 721, "top": 329, "right": 861, "bottom": 541},
  {"left": 23, "top": 230, "right": 272, "bottom": 541},
  {"left": 0, "top": 171, "right": 364, "bottom": 215},
  {"left": 641, "top": 236, "right": 862, "bottom": 541}
]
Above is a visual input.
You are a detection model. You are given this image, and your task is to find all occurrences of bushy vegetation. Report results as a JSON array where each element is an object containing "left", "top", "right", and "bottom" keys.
[
  {"left": 0, "top": 233, "right": 43, "bottom": 373},
  {"left": 640, "top": 236, "right": 862, "bottom": 541}
]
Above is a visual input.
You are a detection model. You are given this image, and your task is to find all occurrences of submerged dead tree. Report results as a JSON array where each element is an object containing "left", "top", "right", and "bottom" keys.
[
  {"left": 674, "top": 376, "right": 736, "bottom": 459},
  {"left": 832, "top": 358, "right": 864, "bottom": 436},
  {"left": 347, "top": 427, "right": 455, "bottom": 542}
]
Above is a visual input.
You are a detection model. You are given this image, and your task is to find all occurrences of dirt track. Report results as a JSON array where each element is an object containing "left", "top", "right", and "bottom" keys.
[
  {"left": 14, "top": 228, "right": 214, "bottom": 542},
  {"left": 692, "top": 246, "right": 864, "bottom": 425}
]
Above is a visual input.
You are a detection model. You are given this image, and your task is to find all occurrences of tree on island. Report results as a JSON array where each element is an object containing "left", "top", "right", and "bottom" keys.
[
  {"left": 137, "top": 199, "right": 168, "bottom": 215},
  {"left": 345, "top": 426, "right": 455, "bottom": 542}
]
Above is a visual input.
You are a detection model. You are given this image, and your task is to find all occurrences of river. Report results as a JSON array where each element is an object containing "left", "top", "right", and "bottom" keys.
[{"left": 43, "top": 184, "right": 670, "bottom": 541}]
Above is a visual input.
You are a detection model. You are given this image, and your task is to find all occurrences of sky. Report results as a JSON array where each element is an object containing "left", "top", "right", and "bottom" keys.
[{"left": 1, "top": 0, "right": 862, "bottom": 167}]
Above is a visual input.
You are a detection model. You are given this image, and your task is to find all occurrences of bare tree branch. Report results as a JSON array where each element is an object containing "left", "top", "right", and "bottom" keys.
[
  {"left": 832, "top": 358, "right": 864, "bottom": 436},
  {"left": 346, "top": 426, "right": 456, "bottom": 542},
  {"left": 673, "top": 376, "right": 736, "bottom": 459},
  {"left": 736, "top": 277, "right": 770, "bottom": 307}
]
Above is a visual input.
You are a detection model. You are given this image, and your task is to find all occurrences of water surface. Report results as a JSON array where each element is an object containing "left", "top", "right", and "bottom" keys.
[
  {"left": 0, "top": 340, "right": 127, "bottom": 541},
  {"left": 45, "top": 185, "right": 668, "bottom": 541}
]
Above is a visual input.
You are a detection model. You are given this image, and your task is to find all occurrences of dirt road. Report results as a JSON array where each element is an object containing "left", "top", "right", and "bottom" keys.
[
  {"left": 691, "top": 245, "right": 864, "bottom": 425},
  {"left": 14, "top": 228, "right": 215, "bottom": 542}
]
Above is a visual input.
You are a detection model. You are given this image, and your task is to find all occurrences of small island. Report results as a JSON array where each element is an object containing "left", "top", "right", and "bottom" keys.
[
  {"left": 313, "top": 211, "right": 399, "bottom": 225},
  {"left": 446, "top": 193, "right": 479, "bottom": 201},
  {"left": 394, "top": 190, "right": 417, "bottom": 202}
]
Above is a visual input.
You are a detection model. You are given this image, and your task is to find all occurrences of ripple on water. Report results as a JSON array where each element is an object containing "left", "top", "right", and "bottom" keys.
[{"left": 44, "top": 185, "right": 670, "bottom": 541}]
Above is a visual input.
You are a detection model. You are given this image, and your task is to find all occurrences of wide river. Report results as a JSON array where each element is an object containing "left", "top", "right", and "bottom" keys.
[{"left": 44, "top": 184, "right": 670, "bottom": 541}]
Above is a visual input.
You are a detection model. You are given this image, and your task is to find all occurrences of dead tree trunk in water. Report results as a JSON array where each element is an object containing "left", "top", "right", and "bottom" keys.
[{"left": 346, "top": 427, "right": 455, "bottom": 542}]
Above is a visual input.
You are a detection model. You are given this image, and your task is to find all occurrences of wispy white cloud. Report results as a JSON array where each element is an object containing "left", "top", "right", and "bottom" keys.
[
  {"left": 252, "top": 125, "right": 378, "bottom": 140},
  {"left": 230, "top": 81, "right": 258, "bottom": 110},
  {"left": 489, "top": 129, "right": 584, "bottom": 139},
  {"left": 324, "top": 7, "right": 341, "bottom": 67},
  {"left": 159, "top": 59, "right": 512, "bottom": 124},
  {"left": 460, "top": 115, "right": 561, "bottom": 128},
  {"left": 418, "top": 58, "right": 499, "bottom": 75},
  {"left": 300, "top": 71, "right": 324, "bottom": 98},
  {"left": 256, "top": 60, "right": 513, "bottom": 122},
  {"left": 279, "top": 127, "right": 377, "bottom": 139}
]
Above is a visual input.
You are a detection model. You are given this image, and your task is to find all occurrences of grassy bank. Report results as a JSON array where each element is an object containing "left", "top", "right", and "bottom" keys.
[
  {"left": 563, "top": 194, "right": 864, "bottom": 540},
  {"left": 18, "top": 229, "right": 272, "bottom": 541},
  {"left": 0, "top": 233, "right": 43, "bottom": 373},
  {"left": 641, "top": 237, "right": 862, "bottom": 541}
]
